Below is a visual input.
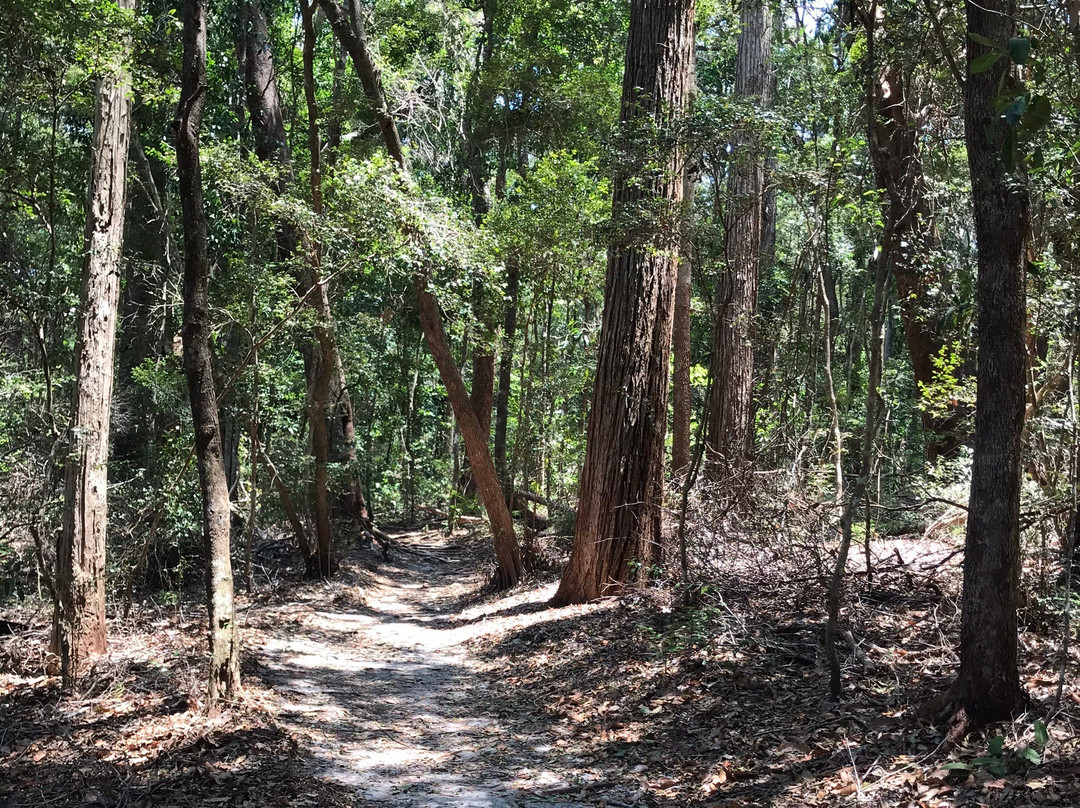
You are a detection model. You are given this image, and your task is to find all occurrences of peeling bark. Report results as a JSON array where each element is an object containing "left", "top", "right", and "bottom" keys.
[{"left": 54, "top": 0, "right": 136, "bottom": 689}]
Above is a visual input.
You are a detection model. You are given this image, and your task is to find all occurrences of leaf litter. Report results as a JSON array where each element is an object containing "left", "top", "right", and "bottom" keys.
[{"left": 1, "top": 521, "right": 1078, "bottom": 807}]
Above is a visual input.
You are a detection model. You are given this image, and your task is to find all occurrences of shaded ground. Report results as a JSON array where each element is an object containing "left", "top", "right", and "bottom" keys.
[
  {"left": 245, "top": 530, "right": 636, "bottom": 807},
  {"left": 2, "top": 524, "right": 1079, "bottom": 807}
]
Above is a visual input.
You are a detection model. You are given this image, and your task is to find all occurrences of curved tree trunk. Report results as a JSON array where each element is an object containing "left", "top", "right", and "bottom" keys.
[
  {"left": 705, "top": 0, "right": 771, "bottom": 465},
  {"left": 418, "top": 289, "right": 522, "bottom": 586},
  {"left": 177, "top": 0, "right": 240, "bottom": 707},
  {"left": 54, "top": 0, "right": 135, "bottom": 689},
  {"left": 552, "top": 0, "right": 695, "bottom": 605}
]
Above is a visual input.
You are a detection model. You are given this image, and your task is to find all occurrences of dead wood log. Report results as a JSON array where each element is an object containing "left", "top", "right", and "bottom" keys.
[
  {"left": 512, "top": 489, "right": 574, "bottom": 515},
  {"left": 416, "top": 504, "right": 485, "bottom": 524}
]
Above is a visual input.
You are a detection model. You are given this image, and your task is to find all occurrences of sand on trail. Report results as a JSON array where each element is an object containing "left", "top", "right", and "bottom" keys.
[{"left": 252, "top": 531, "right": 620, "bottom": 808}]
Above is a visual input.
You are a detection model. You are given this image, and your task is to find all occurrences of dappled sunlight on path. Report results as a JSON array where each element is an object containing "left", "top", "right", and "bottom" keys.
[{"left": 251, "top": 531, "right": 616, "bottom": 807}]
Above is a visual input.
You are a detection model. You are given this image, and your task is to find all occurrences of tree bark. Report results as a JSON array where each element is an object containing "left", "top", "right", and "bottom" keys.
[
  {"left": 705, "top": 0, "right": 771, "bottom": 464},
  {"left": 324, "top": 0, "right": 521, "bottom": 583},
  {"left": 493, "top": 261, "right": 520, "bottom": 489},
  {"left": 671, "top": 168, "right": 695, "bottom": 475},
  {"left": 418, "top": 288, "right": 522, "bottom": 586},
  {"left": 947, "top": 0, "right": 1029, "bottom": 725},
  {"left": 470, "top": 351, "right": 495, "bottom": 438},
  {"left": 177, "top": 0, "right": 240, "bottom": 706},
  {"left": 552, "top": 0, "right": 695, "bottom": 605},
  {"left": 54, "top": 0, "right": 135, "bottom": 689},
  {"left": 869, "top": 64, "right": 963, "bottom": 461}
]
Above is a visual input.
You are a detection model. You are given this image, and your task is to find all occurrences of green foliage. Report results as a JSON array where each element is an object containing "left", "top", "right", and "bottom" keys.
[
  {"left": 918, "top": 343, "right": 974, "bottom": 422},
  {"left": 943, "top": 722, "right": 1050, "bottom": 775}
]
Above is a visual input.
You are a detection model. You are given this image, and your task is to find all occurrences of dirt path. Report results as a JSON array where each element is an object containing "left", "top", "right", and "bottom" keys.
[{"left": 251, "top": 532, "right": 609, "bottom": 808}]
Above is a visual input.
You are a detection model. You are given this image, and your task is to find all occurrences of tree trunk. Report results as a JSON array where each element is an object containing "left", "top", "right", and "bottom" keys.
[
  {"left": 494, "top": 261, "right": 519, "bottom": 490},
  {"left": 671, "top": 168, "right": 695, "bottom": 475},
  {"left": 947, "top": 0, "right": 1029, "bottom": 725},
  {"left": 418, "top": 288, "right": 522, "bottom": 586},
  {"left": 177, "top": 0, "right": 240, "bottom": 707},
  {"left": 324, "top": 0, "right": 521, "bottom": 582},
  {"left": 318, "top": 0, "right": 406, "bottom": 169},
  {"left": 471, "top": 351, "right": 495, "bottom": 438},
  {"left": 551, "top": 0, "right": 695, "bottom": 605},
  {"left": 868, "top": 64, "right": 963, "bottom": 461},
  {"left": 705, "top": 0, "right": 771, "bottom": 464},
  {"left": 53, "top": 0, "right": 135, "bottom": 689}
]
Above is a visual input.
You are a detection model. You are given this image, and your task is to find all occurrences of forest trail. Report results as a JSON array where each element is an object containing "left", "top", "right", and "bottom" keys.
[{"left": 251, "top": 531, "right": 600, "bottom": 808}]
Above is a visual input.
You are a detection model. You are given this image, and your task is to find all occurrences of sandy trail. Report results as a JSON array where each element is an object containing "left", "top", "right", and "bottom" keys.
[{"left": 252, "top": 532, "right": 608, "bottom": 808}]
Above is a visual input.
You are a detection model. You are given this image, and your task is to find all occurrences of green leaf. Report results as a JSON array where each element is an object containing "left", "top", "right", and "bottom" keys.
[
  {"left": 1009, "top": 37, "right": 1031, "bottom": 64},
  {"left": 1025, "top": 95, "right": 1051, "bottom": 132},
  {"left": 1004, "top": 95, "right": 1027, "bottom": 126},
  {"left": 1020, "top": 746, "right": 1042, "bottom": 765},
  {"left": 971, "top": 51, "right": 1003, "bottom": 74},
  {"left": 1034, "top": 720, "right": 1049, "bottom": 745},
  {"left": 969, "top": 32, "right": 1001, "bottom": 49},
  {"left": 988, "top": 735, "right": 1006, "bottom": 757},
  {"left": 940, "top": 762, "right": 972, "bottom": 771}
]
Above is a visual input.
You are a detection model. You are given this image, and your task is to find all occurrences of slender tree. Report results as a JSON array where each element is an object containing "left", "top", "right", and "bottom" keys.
[
  {"left": 53, "top": 0, "right": 135, "bottom": 689},
  {"left": 705, "top": 0, "right": 772, "bottom": 465},
  {"left": 552, "top": 0, "right": 696, "bottom": 605},
  {"left": 320, "top": 0, "right": 522, "bottom": 586},
  {"left": 671, "top": 168, "right": 695, "bottom": 475},
  {"left": 946, "top": 0, "right": 1029, "bottom": 724},
  {"left": 177, "top": 0, "right": 240, "bottom": 705}
]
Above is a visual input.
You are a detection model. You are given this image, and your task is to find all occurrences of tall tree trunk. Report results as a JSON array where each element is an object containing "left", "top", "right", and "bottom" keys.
[
  {"left": 551, "top": 0, "right": 695, "bottom": 605},
  {"left": 868, "top": 63, "right": 963, "bottom": 461},
  {"left": 53, "top": 0, "right": 135, "bottom": 689},
  {"left": 322, "top": 0, "right": 521, "bottom": 584},
  {"left": 945, "top": 0, "right": 1029, "bottom": 725},
  {"left": 705, "top": 0, "right": 771, "bottom": 464},
  {"left": 493, "top": 260, "right": 519, "bottom": 489},
  {"left": 671, "top": 168, "right": 695, "bottom": 475},
  {"left": 177, "top": 0, "right": 240, "bottom": 706}
]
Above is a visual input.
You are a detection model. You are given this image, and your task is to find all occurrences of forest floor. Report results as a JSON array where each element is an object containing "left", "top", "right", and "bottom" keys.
[{"left": 2, "top": 524, "right": 1080, "bottom": 807}]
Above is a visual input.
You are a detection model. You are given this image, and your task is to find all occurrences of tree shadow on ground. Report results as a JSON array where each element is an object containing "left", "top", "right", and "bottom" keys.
[
  {"left": 471, "top": 567, "right": 1080, "bottom": 807},
  {"left": 0, "top": 677, "right": 357, "bottom": 808}
]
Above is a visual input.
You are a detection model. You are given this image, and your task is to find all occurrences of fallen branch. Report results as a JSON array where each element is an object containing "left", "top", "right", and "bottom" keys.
[
  {"left": 416, "top": 504, "right": 484, "bottom": 524},
  {"left": 512, "top": 490, "right": 574, "bottom": 515},
  {"left": 870, "top": 496, "right": 967, "bottom": 513},
  {"left": 922, "top": 508, "right": 967, "bottom": 541}
]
